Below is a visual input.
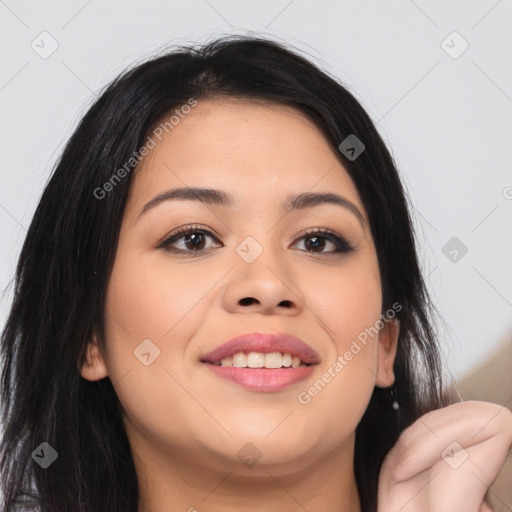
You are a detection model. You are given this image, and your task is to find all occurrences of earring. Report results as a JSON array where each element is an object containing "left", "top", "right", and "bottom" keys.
[{"left": 390, "top": 387, "right": 399, "bottom": 410}]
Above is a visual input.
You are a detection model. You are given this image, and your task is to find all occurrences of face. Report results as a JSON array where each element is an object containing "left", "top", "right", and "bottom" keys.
[{"left": 81, "top": 98, "right": 398, "bottom": 478}]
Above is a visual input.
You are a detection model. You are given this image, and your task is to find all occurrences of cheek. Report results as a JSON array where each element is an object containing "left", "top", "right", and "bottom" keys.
[
  {"left": 100, "top": 249, "right": 222, "bottom": 407},
  {"left": 296, "top": 260, "right": 382, "bottom": 439},
  {"left": 105, "top": 258, "right": 180, "bottom": 338},
  {"left": 309, "top": 257, "right": 382, "bottom": 353},
  {"left": 100, "top": 253, "right": 213, "bottom": 447},
  {"left": 104, "top": 249, "right": 220, "bottom": 343}
]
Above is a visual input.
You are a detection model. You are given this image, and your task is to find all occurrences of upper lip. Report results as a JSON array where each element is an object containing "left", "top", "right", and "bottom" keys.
[{"left": 200, "top": 332, "right": 321, "bottom": 365}]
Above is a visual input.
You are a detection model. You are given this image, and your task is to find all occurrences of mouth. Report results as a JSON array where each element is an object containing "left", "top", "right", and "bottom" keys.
[{"left": 200, "top": 332, "right": 320, "bottom": 392}]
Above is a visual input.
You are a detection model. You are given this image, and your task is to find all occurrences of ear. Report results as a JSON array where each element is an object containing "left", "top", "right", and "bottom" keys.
[
  {"left": 375, "top": 318, "right": 399, "bottom": 388},
  {"left": 80, "top": 333, "right": 109, "bottom": 381}
]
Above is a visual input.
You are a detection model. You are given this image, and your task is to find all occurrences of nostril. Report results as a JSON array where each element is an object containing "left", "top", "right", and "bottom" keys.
[{"left": 239, "top": 297, "right": 258, "bottom": 306}]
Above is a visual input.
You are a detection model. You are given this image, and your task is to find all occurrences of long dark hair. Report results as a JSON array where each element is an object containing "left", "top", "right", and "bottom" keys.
[{"left": 0, "top": 35, "right": 447, "bottom": 512}]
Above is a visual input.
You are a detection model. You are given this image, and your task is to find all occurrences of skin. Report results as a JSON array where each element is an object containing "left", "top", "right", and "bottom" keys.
[
  {"left": 379, "top": 400, "right": 512, "bottom": 512},
  {"left": 80, "top": 98, "right": 512, "bottom": 511}
]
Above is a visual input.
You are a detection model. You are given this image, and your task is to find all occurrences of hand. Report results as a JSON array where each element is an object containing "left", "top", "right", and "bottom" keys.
[{"left": 377, "top": 400, "right": 512, "bottom": 512}]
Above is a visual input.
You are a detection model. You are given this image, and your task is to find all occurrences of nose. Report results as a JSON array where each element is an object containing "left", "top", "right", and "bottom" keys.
[{"left": 221, "top": 245, "right": 305, "bottom": 316}]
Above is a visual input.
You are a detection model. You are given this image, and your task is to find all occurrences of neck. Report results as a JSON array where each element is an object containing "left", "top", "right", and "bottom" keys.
[{"left": 132, "top": 430, "right": 361, "bottom": 512}]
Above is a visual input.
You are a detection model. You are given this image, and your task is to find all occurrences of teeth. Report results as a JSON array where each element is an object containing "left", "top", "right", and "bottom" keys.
[
  {"left": 232, "top": 352, "right": 247, "bottom": 367},
  {"left": 264, "top": 352, "right": 283, "bottom": 369},
  {"left": 218, "top": 351, "right": 307, "bottom": 368},
  {"left": 220, "top": 356, "right": 233, "bottom": 367},
  {"left": 248, "top": 352, "right": 265, "bottom": 368}
]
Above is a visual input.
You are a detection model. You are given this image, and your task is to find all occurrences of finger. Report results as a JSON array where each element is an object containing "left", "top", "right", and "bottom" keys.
[
  {"left": 382, "top": 401, "right": 512, "bottom": 483},
  {"left": 426, "top": 442, "right": 496, "bottom": 512}
]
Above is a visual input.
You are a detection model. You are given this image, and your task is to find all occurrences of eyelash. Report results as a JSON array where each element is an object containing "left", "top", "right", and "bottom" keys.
[{"left": 158, "top": 224, "right": 355, "bottom": 256}]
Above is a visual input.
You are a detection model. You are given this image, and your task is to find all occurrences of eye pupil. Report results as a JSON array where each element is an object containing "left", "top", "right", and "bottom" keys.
[
  {"left": 186, "top": 233, "right": 204, "bottom": 250},
  {"left": 306, "top": 236, "right": 325, "bottom": 252}
]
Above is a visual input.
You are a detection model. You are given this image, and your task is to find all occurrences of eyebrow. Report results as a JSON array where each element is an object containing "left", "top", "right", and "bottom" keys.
[{"left": 137, "top": 187, "right": 366, "bottom": 229}]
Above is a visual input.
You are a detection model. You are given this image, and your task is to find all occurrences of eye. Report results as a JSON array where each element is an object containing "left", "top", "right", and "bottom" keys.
[
  {"left": 292, "top": 228, "right": 354, "bottom": 255},
  {"left": 158, "top": 224, "right": 222, "bottom": 254},
  {"left": 158, "top": 225, "right": 354, "bottom": 256}
]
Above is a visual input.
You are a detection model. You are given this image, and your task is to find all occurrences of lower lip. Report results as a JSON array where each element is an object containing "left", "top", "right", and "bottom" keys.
[{"left": 203, "top": 364, "right": 316, "bottom": 392}]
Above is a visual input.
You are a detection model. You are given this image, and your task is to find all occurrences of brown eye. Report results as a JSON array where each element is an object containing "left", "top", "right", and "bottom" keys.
[
  {"left": 159, "top": 225, "right": 222, "bottom": 253},
  {"left": 293, "top": 229, "right": 354, "bottom": 255},
  {"left": 159, "top": 225, "right": 354, "bottom": 256}
]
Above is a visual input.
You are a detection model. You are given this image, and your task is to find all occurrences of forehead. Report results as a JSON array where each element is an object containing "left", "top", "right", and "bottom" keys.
[{"left": 127, "top": 98, "right": 364, "bottom": 218}]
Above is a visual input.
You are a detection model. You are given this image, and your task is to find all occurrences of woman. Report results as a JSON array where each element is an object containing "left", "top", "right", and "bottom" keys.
[{"left": 1, "top": 35, "right": 510, "bottom": 512}]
